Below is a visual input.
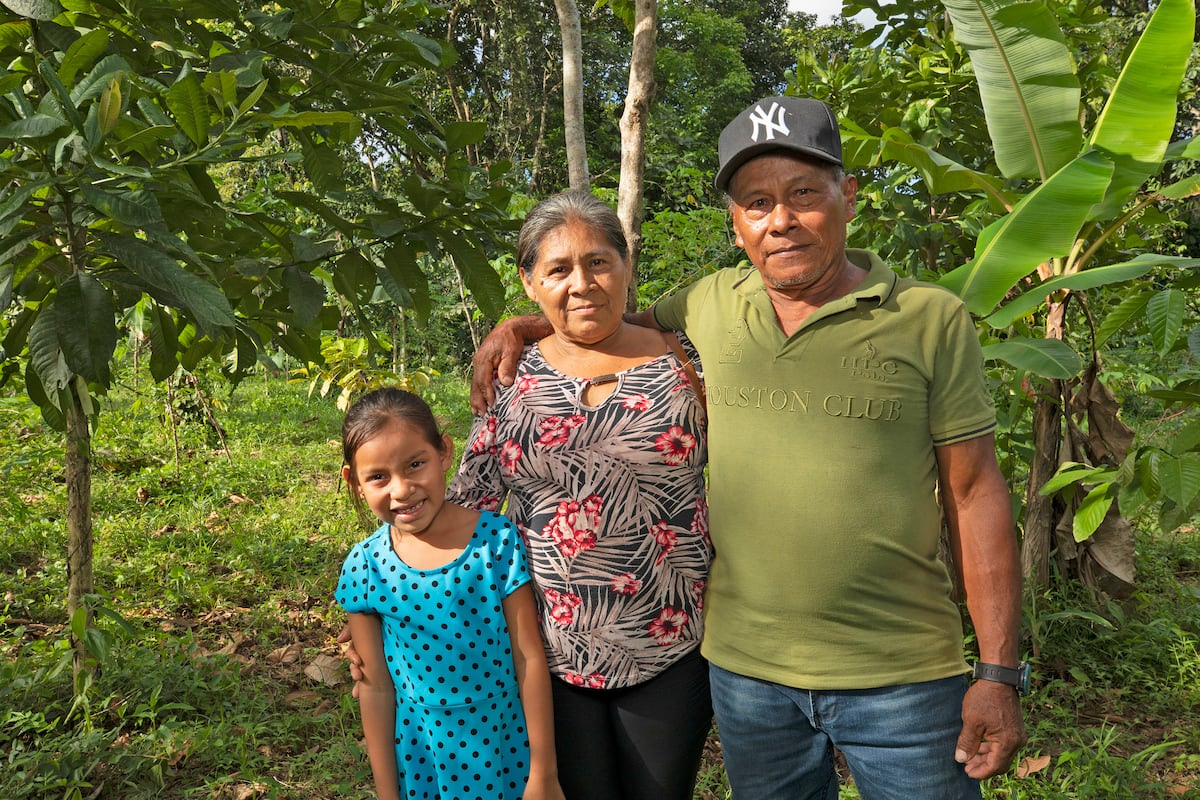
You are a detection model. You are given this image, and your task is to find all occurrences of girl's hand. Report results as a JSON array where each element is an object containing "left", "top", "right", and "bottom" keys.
[{"left": 522, "top": 773, "right": 565, "bottom": 800}]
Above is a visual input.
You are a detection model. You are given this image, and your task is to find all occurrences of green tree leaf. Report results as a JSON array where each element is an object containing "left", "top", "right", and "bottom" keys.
[
  {"left": 1146, "top": 288, "right": 1186, "bottom": 355},
  {"left": 96, "top": 232, "right": 234, "bottom": 336},
  {"left": 27, "top": 307, "right": 72, "bottom": 394},
  {"left": 1157, "top": 454, "right": 1200, "bottom": 508},
  {"left": 2, "top": 0, "right": 61, "bottom": 22},
  {"left": 55, "top": 271, "right": 116, "bottom": 385},
  {"left": 1073, "top": 484, "right": 1114, "bottom": 542},
  {"left": 282, "top": 265, "right": 326, "bottom": 327},
  {"left": 147, "top": 301, "right": 178, "bottom": 382},
  {"left": 165, "top": 70, "right": 210, "bottom": 147},
  {"left": 982, "top": 336, "right": 1082, "bottom": 378}
]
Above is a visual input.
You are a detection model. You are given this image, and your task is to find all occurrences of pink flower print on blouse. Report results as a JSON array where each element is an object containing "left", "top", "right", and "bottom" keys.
[
  {"left": 535, "top": 414, "right": 585, "bottom": 449},
  {"left": 671, "top": 364, "right": 692, "bottom": 392},
  {"left": 543, "top": 495, "right": 602, "bottom": 557},
  {"left": 476, "top": 496, "right": 502, "bottom": 512},
  {"left": 471, "top": 416, "right": 499, "bottom": 454},
  {"left": 611, "top": 573, "right": 641, "bottom": 595},
  {"left": 543, "top": 588, "right": 583, "bottom": 626},
  {"left": 648, "top": 607, "right": 690, "bottom": 646},
  {"left": 512, "top": 372, "right": 540, "bottom": 405},
  {"left": 564, "top": 672, "right": 607, "bottom": 689},
  {"left": 498, "top": 440, "right": 523, "bottom": 475},
  {"left": 655, "top": 425, "right": 697, "bottom": 466},
  {"left": 651, "top": 520, "right": 677, "bottom": 566},
  {"left": 691, "top": 579, "right": 707, "bottom": 611},
  {"left": 621, "top": 393, "right": 651, "bottom": 412}
]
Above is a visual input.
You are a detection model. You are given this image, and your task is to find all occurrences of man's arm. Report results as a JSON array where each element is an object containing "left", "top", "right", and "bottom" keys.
[
  {"left": 468, "top": 310, "right": 662, "bottom": 412},
  {"left": 936, "top": 433, "right": 1027, "bottom": 779}
]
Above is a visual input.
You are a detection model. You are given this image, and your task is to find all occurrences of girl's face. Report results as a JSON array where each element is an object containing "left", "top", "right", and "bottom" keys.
[{"left": 343, "top": 419, "right": 454, "bottom": 539}]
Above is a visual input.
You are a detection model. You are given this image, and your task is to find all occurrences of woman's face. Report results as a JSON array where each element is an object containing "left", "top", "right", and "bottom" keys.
[{"left": 520, "top": 220, "right": 630, "bottom": 346}]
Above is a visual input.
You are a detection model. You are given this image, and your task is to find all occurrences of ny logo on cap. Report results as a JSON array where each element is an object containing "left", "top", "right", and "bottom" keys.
[{"left": 748, "top": 102, "right": 789, "bottom": 143}]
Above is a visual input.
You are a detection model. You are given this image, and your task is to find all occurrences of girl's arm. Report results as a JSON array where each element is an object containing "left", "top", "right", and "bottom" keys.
[
  {"left": 347, "top": 612, "right": 401, "bottom": 800},
  {"left": 502, "top": 583, "right": 564, "bottom": 800}
]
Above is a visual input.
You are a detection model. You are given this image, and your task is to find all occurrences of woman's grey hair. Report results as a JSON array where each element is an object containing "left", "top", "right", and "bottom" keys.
[{"left": 516, "top": 190, "right": 628, "bottom": 272}]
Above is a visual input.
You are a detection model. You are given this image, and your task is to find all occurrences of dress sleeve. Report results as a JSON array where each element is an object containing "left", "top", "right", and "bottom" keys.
[
  {"left": 490, "top": 514, "right": 531, "bottom": 598},
  {"left": 335, "top": 541, "right": 374, "bottom": 614},
  {"left": 447, "top": 411, "right": 510, "bottom": 514}
]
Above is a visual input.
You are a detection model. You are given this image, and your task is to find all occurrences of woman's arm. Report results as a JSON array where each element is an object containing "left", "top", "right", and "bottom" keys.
[
  {"left": 503, "top": 583, "right": 564, "bottom": 800},
  {"left": 347, "top": 612, "right": 401, "bottom": 800}
]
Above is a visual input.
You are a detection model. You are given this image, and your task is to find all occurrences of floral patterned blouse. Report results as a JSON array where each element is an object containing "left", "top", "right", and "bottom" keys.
[{"left": 448, "top": 338, "right": 711, "bottom": 689}]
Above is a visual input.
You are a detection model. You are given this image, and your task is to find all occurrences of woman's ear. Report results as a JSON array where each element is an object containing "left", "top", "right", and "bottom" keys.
[
  {"left": 439, "top": 433, "right": 455, "bottom": 472},
  {"left": 519, "top": 267, "right": 539, "bottom": 303},
  {"left": 341, "top": 464, "right": 357, "bottom": 492}
]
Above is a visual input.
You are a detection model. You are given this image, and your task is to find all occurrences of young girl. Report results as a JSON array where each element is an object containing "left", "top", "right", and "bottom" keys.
[{"left": 336, "top": 388, "right": 563, "bottom": 800}]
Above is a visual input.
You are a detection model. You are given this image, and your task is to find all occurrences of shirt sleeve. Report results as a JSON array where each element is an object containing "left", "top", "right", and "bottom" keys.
[
  {"left": 929, "top": 299, "right": 997, "bottom": 446},
  {"left": 447, "top": 412, "right": 510, "bottom": 514},
  {"left": 335, "top": 541, "right": 374, "bottom": 614},
  {"left": 489, "top": 514, "right": 531, "bottom": 598}
]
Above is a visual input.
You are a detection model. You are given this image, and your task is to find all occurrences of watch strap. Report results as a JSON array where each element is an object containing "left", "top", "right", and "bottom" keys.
[{"left": 972, "top": 661, "right": 1030, "bottom": 695}]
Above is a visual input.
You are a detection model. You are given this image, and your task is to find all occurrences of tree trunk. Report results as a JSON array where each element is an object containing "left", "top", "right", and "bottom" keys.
[
  {"left": 1021, "top": 384, "right": 1062, "bottom": 593},
  {"left": 1021, "top": 296, "right": 1068, "bottom": 593},
  {"left": 65, "top": 383, "right": 94, "bottom": 674},
  {"left": 554, "top": 0, "right": 589, "bottom": 189},
  {"left": 618, "top": 0, "right": 656, "bottom": 312}
]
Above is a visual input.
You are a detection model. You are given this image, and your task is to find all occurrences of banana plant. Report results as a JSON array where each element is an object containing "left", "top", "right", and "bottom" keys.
[
  {"left": 845, "top": 0, "right": 1198, "bottom": 595},
  {"left": 936, "top": 0, "right": 1199, "bottom": 596}
]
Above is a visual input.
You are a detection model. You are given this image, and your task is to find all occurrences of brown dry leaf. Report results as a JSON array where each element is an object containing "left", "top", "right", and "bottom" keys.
[
  {"left": 268, "top": 642, "right": 303, "bottom": 664},
  {"left": 136, "top": 487, "right": 150, "bottom": 503},
  {"left": 312, "top": 699, "right": 334, "bottom": 717},
  {"left": 285, "top": 689, "right": 321, "bottom": 706},
  {"left": 228, "top": 493, "right": 252, "bottom": 505},
  {"left": 1016, "top": 754, "right": 1052, "bottom": 778},
  {"left": 217, "top": 633, "right": 246, "bottom": 656},
  {"left": 166, "top": 738, "right": 192, "bottom": 767},
  {"left": 230, "top": 783, "right": 270, "bottom": 800},
  {"left": 304, "top": 653, "right": 346, "bottom": 686}
]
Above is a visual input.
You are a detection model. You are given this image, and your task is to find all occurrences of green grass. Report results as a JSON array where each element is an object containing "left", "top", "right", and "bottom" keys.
[{"left": 2, "top": 372, "right": 1198, "bottom": 799}]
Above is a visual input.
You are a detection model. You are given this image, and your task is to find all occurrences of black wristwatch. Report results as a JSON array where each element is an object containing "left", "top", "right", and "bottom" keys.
[{"left": 972, "top": 661, "right": 1031, "bottom": 696}]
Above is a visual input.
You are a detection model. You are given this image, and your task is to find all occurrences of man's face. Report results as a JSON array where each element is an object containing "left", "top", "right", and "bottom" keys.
[{"left": 727, "top": 152, "right": 857, "bottom": 295}]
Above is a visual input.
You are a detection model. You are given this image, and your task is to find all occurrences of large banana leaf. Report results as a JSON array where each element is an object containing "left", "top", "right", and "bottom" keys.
[
  {"left": 985, "top": 254, "right": 1200, "bottom": 328},
  {"left": 939, "top": 151, "right": 1114, "bottom": 315},
  {"left": 941, "top": 0, "right": 1081, "bottom": 180},
  {"left": 1086, "top": 0, "right": 1196, "bottom": 220}
]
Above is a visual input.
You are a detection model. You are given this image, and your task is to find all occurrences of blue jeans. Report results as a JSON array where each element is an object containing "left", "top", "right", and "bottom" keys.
[{"left": 709, "top": 663, "right": 981, "bottom": 800}]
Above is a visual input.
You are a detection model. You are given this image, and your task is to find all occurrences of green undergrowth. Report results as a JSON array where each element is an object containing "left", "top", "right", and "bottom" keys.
[{"left": 1, "top": 374, "right": 1197, "bottom": 799}]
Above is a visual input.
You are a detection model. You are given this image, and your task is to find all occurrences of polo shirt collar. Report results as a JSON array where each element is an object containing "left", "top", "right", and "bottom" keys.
[{"left": 732, "top": 248, "right": 898, "bottom": 314}]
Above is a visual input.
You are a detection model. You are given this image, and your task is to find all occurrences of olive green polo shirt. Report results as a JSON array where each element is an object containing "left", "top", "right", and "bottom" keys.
[{"left": 654, "top": 250, "right": 995, "bottom": 689}]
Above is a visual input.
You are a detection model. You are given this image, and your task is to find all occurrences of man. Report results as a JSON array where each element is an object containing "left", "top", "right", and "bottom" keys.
[{"left": 475, "top": 95, "right": 1028, "bottom": 798}]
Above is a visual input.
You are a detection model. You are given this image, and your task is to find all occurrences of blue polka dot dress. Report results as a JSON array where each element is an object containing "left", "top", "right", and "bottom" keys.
[{"left": 336, "top": 511, "right": 533, "bottom": 800}]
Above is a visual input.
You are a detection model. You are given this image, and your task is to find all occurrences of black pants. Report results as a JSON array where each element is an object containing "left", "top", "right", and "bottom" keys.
[{"left": 550, "top": 647, "right": 713, "bottom": 800}]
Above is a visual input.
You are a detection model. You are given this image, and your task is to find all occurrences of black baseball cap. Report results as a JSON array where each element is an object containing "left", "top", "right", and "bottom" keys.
[{"left": 714, "top": 96, "right": 843, "bottom": 192}]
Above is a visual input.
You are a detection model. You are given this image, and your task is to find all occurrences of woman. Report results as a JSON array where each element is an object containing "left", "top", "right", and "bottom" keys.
[{"left": 448, "top": 190, "right": 712, "bottom": 800}]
